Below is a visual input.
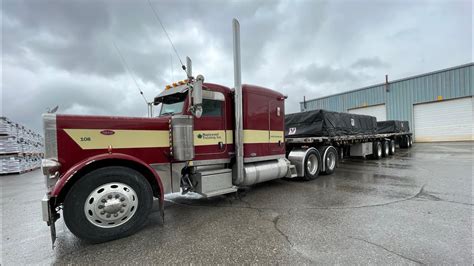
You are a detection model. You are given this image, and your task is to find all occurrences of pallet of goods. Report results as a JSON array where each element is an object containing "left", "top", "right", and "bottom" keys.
[{"left": 0, "top": 117, "right": 44, "bottom": 174}]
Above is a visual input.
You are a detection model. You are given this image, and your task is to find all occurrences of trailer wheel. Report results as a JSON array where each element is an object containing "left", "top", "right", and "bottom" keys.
[
  {"left": 303, "top": 149, "right": 321, "bottom": 180},
  {"left": 400, "top": 136, "right": 409, "bottom": 148},
  {"left": 371, "top": 141, "right": 383, "bottom": 159},
  {"left": 63, "top": 166, "right": 153, "bottom": 243},
  {"left": 389, "top": 140, "right": 396, "bottom": 155},
  {"left": 408, "top": 136, "right": 413, "bottom": 147},
  {"left": 382, "top": 141, "right": 390, "bottom": 157}
]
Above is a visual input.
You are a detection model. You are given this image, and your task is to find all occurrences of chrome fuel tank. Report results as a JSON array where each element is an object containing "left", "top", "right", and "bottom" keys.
[{"left": 236, "top": 158, "right": 289, "bottom": 186}]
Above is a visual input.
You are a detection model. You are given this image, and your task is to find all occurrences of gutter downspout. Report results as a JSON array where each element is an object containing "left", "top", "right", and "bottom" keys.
[{"left": 232, "top": 18, "right": 244, "bottom": 185}]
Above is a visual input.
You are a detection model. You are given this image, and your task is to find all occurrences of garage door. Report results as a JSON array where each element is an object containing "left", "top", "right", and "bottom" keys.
[
  {"left": 414, "top": 97, "right": 473, "bottom": 142},
  {"left": 348, "top": 104, "right": 386, "bottom": 121}
]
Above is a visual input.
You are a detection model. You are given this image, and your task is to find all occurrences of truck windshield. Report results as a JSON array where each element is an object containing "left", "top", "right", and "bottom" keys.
[{"left": 159, "top": 92, "right": 187, "bottom": 116}]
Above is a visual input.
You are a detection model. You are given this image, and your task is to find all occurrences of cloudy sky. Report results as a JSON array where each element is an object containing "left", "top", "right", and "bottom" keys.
[{"left": 2, "top": 0, "right": 472, "bottom": 132}]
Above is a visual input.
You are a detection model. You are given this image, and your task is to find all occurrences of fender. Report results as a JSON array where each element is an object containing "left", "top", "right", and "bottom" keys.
[{"left": 51, "top": 153, "right": 165, "bottom": 204}]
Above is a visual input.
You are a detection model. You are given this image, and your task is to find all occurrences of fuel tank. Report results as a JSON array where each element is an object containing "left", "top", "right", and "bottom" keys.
[{"left": 236, "top": 158, "right": 290, "bottom": 186}]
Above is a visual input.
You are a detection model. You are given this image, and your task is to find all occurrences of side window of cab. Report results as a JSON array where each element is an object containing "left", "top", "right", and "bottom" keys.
[{"left": 202, "top": 99, "right": 223, "bottom": 117}]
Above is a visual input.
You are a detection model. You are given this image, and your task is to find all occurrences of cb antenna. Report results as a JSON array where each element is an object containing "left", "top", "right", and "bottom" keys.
[
  {"left": 147, "top": 0, "right": 187, "bottom": 75},
  {"left": 113, "top": 41, "right": 154, "bottom": 117}
]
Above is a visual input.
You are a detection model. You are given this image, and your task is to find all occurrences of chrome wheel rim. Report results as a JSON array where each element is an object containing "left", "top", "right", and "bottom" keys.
[
  {"left": 391, "top": 143, "right": 395, "bottom": 153},
  {"left": 326, "top": 152, "right": 336, "bottom": 170},
  {"left": 384, "top": 144, "right": 389, "bottom": 155},
  {"left": 306, "top": 154, "right": 318, "bottom": 175},
  {"left": 377, "top": 144, "right": 382, "bottom": 157},
  {"left": 84, "top": 182, "right": 138, "bottom": 228}
]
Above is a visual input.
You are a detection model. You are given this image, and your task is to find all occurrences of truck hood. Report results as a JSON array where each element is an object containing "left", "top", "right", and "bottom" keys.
[{"left": 44, "top": 114, "right": 173, "bottom": 172}]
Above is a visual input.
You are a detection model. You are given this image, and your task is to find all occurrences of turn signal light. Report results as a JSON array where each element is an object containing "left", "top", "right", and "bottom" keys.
[
  {"left": 172, "top": 82, "right": 178, "bottom": 87},
  {"left": 165, "top": 85, "right": 172, "bottom": 90}
]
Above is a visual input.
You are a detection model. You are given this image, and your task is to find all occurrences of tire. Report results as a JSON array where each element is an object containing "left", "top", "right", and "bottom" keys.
[
  {"left": 371, "top": 141, "right": 382, "bottom": 160},
  {"left": 400, "top": 136, "right": 409, "bottom": 148},
  {"left": 339, "top": 147, "right": 344, "bottom": 160},
  {"left": 320, "top": 146, "right": 338, "bottom": 175},
  {"left": 302, "top": 149, "right": 321, "bottom": 180},
  {"left": 408, "top": 135, "right": 413, "bottom": 147},
  {"left": 382, "top": 140, "right": 390, "bottom": 157},
  {"left": 389, "top": 140, "right": 396, "bottom": 155},
  {"left": 63, "top": 166, "right": 153, "bottom": 243}
]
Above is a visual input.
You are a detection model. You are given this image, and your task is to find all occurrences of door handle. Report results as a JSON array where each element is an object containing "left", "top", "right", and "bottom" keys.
[{"left": 218, "top": 141, "right": 224, "bottom": 149}]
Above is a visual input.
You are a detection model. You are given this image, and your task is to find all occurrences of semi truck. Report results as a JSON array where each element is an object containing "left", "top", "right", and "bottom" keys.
[{"left": 41, "top": 19, "right": 413, "bottom": 244}]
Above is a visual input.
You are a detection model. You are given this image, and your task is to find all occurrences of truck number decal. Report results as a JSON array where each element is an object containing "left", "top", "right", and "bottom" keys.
[{"left": 80, "top": 137, "right": 91, "bottom": 142}]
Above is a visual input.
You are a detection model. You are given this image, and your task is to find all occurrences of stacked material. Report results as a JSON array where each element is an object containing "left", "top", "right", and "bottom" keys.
[
  {"left": 377, "top": 120, "right": 410, "bottom": 134},
  {"left": 0, "top": 117, "right": 44, "bottom": 174},
  {"left": 285, "top": 109, "right": 378, "bottom": 138}
]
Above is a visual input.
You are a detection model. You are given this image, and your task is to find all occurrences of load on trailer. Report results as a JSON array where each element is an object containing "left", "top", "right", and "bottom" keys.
[{"left": 40, "top": 19, "right": 412, "bottom": 244}]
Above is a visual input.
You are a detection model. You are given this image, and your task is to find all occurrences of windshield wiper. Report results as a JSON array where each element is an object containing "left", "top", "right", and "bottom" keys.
[{"left": 160, "top": 112, "right": 175, "bottom": 116}]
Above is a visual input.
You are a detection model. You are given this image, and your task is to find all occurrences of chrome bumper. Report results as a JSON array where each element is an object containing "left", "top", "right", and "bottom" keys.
[
  {"left": 42, "top": 194, "right": 58, "bottom": 247},
  {"left": 41, "top": 194, "right": 52, "bottom": 223}
]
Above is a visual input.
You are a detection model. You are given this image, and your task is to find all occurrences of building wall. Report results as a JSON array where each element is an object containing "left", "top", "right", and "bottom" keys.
[{"left": 301, "top": 63, "right": 473, "bottom": 127}]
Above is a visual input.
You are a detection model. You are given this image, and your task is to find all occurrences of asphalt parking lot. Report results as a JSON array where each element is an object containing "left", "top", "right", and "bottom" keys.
[{"left": 1, "top": 142, "right": 472, "bottom": 264}]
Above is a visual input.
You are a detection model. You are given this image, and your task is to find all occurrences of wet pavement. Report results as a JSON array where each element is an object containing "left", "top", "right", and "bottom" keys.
[{"left": 1, "top": 142, "right": 472, "bottom": 264}]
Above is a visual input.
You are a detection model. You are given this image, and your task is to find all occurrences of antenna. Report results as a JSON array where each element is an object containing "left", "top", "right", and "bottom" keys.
[
  {"left": 147, "top": 0, "right": 187, "bottom": 75},
  {"left": 112, "top": 41, "right": 148, "bottom": 105}
]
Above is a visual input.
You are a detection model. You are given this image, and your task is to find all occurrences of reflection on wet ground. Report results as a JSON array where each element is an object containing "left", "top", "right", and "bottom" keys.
[{"left": 1, "top": 142, "right": 472, "bottom": 264}]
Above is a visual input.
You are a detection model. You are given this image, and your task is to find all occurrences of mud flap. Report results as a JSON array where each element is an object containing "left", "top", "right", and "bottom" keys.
[
  {"left": 159, "top": 196, "right": 165, "bottom": 225},
  {"left": 42, "top": 195, "right": 59, "bottom": 248}
]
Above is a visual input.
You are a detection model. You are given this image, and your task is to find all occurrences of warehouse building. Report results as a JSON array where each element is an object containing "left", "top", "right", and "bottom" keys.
[{"left": 301, "top": 63, "right": 473, "bottom": 142}]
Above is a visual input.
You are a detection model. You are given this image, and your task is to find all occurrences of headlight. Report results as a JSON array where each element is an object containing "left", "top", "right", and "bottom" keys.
[{"left": 41, "top": 159, "right": 61, "bottom": 176}]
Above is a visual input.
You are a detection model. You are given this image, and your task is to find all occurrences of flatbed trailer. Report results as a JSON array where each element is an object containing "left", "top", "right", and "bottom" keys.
[
  {"left": 284, "top": 130, "right": 413, "bottom": 179},
  {"left": 286, "top": 132, "right": 412, "bottom": 145}
]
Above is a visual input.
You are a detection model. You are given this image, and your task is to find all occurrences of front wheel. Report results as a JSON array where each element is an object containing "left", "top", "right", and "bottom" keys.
[{"left": 63, "top": 166, "right": 153, "bottom": 243}]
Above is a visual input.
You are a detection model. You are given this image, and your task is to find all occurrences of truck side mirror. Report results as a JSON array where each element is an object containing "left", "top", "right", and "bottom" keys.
[{"left": 190, "top": 75, "right": 204, "bottom": 118}]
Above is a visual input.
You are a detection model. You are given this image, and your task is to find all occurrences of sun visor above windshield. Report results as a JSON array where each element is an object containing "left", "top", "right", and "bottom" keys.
[{"left": 154, "top": 85, "right": 189, "bottom": 105}]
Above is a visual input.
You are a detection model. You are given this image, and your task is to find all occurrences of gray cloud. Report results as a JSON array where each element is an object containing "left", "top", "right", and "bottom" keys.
[
  {"left": 2, "top": 0, "right": 472, "bottom": 131},
  {"left": 351, "top": 57, "right": 389, "bottom": 69}
]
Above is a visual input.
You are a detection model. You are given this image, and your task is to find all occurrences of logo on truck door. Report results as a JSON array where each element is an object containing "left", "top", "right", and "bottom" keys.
[{"left": 288, "top": 128, "right": 296, "bottom": 135}]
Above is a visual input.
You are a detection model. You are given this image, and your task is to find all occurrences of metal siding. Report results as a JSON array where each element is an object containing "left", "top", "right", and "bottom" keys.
[{"left": 302, "top": 64, "right": 473, "bottom": 134}]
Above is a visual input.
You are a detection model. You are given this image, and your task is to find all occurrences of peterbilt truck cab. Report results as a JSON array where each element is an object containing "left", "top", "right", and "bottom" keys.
[{"left": 41, "top": 19, "right": 299, "bottom": 243}]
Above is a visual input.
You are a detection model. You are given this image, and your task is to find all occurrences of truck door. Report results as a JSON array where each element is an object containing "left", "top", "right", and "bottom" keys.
[
  {"left": 193, "top": 91, "right": 228, "bottom": 161},
  {"left": 269, "top": 99, "right": 285, "bottom": 155}
]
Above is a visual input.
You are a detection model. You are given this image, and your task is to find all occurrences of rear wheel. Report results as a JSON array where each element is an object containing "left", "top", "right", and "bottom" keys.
[
  {"left": 371, "top": 141, "right": 382, "bottom": 159},
  {"left": 322, "top": 147, "right": 338, "bottom": 175},
  {"left": 302, "top": 149, "right": 321, "bottom": 180},
  {"left": 389, "top": 140, "right": 396, "bottom": 155},
  {"left": 400, "top": 136, "right": 409, "bottom": 148},
  {"left": 63, "top": 166, "right": 153, "bottom": 243},
  {"left": 382, "top": 140, "right": 390, "bottom": 157}
]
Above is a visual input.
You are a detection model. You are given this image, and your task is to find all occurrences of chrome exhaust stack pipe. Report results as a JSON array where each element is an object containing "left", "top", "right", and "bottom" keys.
[
  {"left": 232, "top": 18, "right": 244, "bottom": 185},
  {"left": 186, "top": 56, "right": 193, "bottom": 79}
]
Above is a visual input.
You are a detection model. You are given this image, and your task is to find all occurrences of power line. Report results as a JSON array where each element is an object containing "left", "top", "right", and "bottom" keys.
[
  {"left": 147, "top": 0, "right": 187, "bottom": 73},
  {"left": 112, "top": 41, "right": 149, "bottom": 104}
]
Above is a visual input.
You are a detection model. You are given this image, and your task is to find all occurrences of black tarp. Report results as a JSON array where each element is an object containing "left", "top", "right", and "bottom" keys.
[
  {"left": 285, "top": 109, "right": 377, "bottom": 137},
  {"left": 377, "top": 120, "right": 410, "bottom": 133}
]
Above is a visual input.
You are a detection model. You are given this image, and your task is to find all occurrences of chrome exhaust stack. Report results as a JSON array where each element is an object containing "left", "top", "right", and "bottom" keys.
[{"left": 232, "top": 18, "right": 244, "bottom": 185}]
